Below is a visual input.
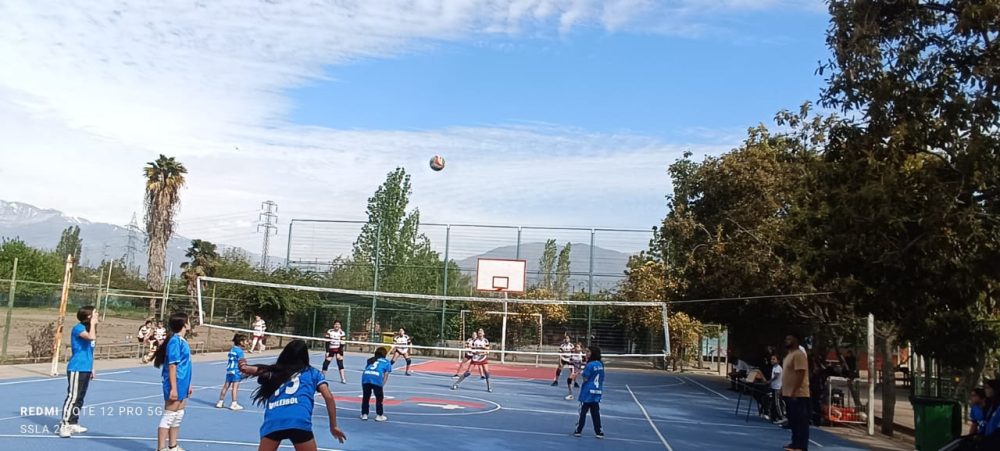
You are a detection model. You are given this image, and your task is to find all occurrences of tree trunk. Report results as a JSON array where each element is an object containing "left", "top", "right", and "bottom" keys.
[
  {"left": 147, "top": 230, "right": 167, "bottom": 318},
  {"left": 881, "top": 333, "right": 896, "bottom": 436}
]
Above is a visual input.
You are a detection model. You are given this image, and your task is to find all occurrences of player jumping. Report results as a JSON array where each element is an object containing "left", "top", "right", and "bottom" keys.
[
  {"left": 390, "top": 328, "right": 413, "bottom": 376},
  {"left": 321, "top": 320, "right": 347, "bottom": 384},
  {"left": 452, "top": 328, "right": 492, "bottom": 393}
]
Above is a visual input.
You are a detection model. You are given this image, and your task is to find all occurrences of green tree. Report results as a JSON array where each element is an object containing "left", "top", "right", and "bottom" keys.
[
  {"left": 0, "top": 239, "right": 65, "bottom": 294},
  {"left": 144, "top": 155, "right": 187, "bottom": 317},
  {"left": 54, "top": 226, "right": 82, "bottom": 263},
  {"left": 352, "top": 168, "right": 424, "bottom": 290},
  {"left": 554, "top": 242, "right": 572, "bottom": 297},
  {"left": 820, "top": 1, "right": 1000, "bottom": 431},
  {"left": 537, "top": 239, "right": 557, "bottom": 291},
  {"left": 181, "top": 239, "right": 218, "bottom": 317}
]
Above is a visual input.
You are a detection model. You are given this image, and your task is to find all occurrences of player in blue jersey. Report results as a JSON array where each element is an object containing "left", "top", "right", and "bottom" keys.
[
  {"left": 361, "top": 347, "right": 392, "bottom": 421},
  {"left": 241, "top": 339, "right": 347, "bottom": 450},
  {"left": 58, "top": 306, "right": 97, "bottom": 438},
  {"left": 153, "top": 312, "right": 193, "bottom": 451},
  {"left": 573, "top": 346, "right": 605, "bottom": 439},
  {"left": 217, "top": 333, "right": 248, "bottom": 410}
]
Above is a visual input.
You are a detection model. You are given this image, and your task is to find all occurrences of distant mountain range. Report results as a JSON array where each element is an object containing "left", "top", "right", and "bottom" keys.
[
  {"left": 0, "top": 200, "right": 639, "bottom": 290},
  {"left": 0, "top": 200, "right": 274, "bottom": 274}
]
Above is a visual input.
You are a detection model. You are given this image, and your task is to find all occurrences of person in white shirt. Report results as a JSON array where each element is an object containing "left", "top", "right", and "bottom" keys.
[
  {"left": 250, "top": 315, "right": 266, "bottom": 353},
  {"left": 769, "top": 354, "right": 785, "bottom": 422}
]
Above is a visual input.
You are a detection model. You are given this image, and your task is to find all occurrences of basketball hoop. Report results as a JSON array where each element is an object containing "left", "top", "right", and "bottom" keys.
[{"left": 476, "top": 259, "right": 525, "bottom": 293}]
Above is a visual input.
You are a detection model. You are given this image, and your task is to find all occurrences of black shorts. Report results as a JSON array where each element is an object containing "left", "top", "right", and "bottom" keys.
[
  {"left": 326, "top": 346, "right": 344, "bottom": 357},
  {"left": 264, "top": 428, "right": 314, "bottom": 444}
]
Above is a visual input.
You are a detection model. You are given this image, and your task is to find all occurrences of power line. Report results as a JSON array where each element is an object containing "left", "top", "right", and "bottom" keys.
[
  {"left": 666, "top": 292, "right": 836, "bottom": 305},
  {"left": 257, "top": 201, "right": 278, "bottom": 271}
]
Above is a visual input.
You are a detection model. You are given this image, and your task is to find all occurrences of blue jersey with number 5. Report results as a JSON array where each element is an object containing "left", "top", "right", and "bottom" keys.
[
  {"left": 260, "top": 367, "right": 326, "bottom": 437},
  {"left": 361, "top": 357, "right": 392, "bottom": 386},
  {"left": 578, "top": 361, "right": 604, "bottom": 403}
]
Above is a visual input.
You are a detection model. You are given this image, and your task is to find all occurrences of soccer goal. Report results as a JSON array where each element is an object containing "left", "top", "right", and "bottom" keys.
[{"left": 194, "top": 275, "right": 670, "bottom": 368}]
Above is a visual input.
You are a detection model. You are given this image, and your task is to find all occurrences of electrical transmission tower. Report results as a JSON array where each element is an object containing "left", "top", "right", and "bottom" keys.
[
  {"left": 123, "top": 212, "right": 142, "bottom": 274},
  {"left": 257, "top": 201, "right": 279, "bottom": 270}
]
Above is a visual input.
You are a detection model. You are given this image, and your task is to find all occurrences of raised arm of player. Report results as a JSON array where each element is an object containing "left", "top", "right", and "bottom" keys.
[{"left": 318, "top": 384, "right": 347, "bottom": 443}]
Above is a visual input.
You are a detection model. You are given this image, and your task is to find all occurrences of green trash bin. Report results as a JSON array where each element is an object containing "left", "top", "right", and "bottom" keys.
[{"left": 910, "top": 396, "right": 961, "bottom": 451}]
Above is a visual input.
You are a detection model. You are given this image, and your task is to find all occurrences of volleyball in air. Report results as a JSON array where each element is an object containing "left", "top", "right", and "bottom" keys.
[{"left": 429, "top": 155, "right": 446, "bottom": 171}]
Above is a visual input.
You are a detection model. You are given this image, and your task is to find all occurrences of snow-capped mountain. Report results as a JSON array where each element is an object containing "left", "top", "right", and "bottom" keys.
[{"left": 0, "top": 200, "right": 273, "bottom": 273}]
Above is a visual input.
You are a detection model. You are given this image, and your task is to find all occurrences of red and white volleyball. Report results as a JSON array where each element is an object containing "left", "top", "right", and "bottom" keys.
[{"left": 429, "top": 155, "right": 446, "bottom": 171}]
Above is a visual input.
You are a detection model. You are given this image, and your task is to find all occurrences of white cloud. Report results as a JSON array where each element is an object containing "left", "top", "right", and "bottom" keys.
[{"left": 0, "top": 0, "right": 806, "bottom": 259}]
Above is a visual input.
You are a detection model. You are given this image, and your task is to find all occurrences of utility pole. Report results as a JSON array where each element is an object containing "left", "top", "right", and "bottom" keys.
[
  {"left": 257, "top": 201, "right": 279, "bottom": 270},
  {"left": 124, "top": 212, "right": 142, "bottom": 274}
]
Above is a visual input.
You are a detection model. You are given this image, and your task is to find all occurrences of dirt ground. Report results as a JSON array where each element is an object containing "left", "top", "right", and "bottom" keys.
[{"left": 0, "top": 308, "right": 237, "bottom": 362}]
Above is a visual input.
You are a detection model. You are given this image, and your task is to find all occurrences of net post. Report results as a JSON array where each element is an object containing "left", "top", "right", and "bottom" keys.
[
  {"left": 662, "top": 303, "right": 671, "bottom": 363},
  {"left": 50, "top": 254, "right": 74, "bottom": 376},
  {"left": 1, "top": 257, "right": 18, "bottom": 363},
  {"left": 867, "top": 313, "right": 875, "bottom": 436},
  {"left": 196, "top": 275, "right": 204, "bottom": 325},
  {"left": 500, "top": 291, "right": 508, "bottom": 364}
]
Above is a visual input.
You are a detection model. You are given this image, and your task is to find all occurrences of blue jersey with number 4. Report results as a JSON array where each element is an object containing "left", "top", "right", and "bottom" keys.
[
  {"left": 226, "top": 346, "right": 245, "bottom": 376},
  {"left": 362, "top": 357, "right": 392, "bottom": 386},
  {"left": 578, "top": 361, "right": 604, "bottom": 403},
  {"left": 260, "top": 367, "right": 327, "bottom": 437}
]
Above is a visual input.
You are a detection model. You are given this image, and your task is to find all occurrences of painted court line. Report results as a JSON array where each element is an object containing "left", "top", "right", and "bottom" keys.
[
  {"left": 627, "top": 384, "right": 674, "bottom": 451},
  {"left": 0, "top": 370, "right": 130, "bottom": 386},
  {"left": 680, "top": 375, "right": 730, "bottom": 400},
  {"left": 0, "top": 434, "right": 343, "bottom": 450}
]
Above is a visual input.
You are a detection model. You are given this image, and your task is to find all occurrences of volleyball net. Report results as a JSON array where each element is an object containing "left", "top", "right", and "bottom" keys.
[{"left": 195, "top": 276, "right": 670, "bottom": 368}]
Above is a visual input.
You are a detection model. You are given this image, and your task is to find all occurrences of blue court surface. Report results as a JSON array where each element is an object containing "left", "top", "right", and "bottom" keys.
[{"left": 0, "top": 353, "right": 870, "bottom": 450}]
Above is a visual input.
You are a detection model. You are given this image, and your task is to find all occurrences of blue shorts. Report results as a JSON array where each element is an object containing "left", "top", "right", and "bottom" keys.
[
  {"left": 226, "top": 373, "right": 242, "bottom": 383},
  {"left": 163, "top": 380, "right": 192, "bottom": 401}
]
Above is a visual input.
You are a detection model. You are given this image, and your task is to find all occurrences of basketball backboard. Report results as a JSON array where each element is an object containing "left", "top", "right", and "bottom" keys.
[{"left": 475, "top": 258, "right": 527, "bottom": 293}]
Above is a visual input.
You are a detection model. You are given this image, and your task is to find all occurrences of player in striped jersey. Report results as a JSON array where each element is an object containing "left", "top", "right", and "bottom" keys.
[
  {"left": 552, "top": 334, "right": 574, "bottom": 386},
  {"left": 321, "top": 320, "right": 347, "bottom": 384},
  {"left": 452, "top": 333, "right": 480, "bottom": 378},
  {"left": 249, "top": 315, "right": 266, "bottom": 353},
  {"left": 390, "top": 329, "right": 413, "bottom": 376},
  {"left": 452, "top": 328, "right": 492, "bottom": 392},
  {"left": 565, "top": 343, "right": 585, "bottom": 400}
]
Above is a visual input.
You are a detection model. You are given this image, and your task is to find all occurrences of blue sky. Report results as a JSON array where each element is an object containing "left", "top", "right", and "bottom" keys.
[
  {"left": 0, "top": 0, "right": 833, "bottom": 258},
  {"left": 288, "top": 10, "right": 829, "bottom": 141}
]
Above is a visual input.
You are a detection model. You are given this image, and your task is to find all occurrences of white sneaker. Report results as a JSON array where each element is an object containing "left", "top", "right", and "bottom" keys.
[
  {"left": 229, "top": 402, "right": 243, "bottom": 411},
  {"left": 69, "top": 424, "right": 87, "bottom": 433},
  {"left": 169, "top": 446, "right": 187, "bottom": 451},
  {"left": 58, "top": 425, "right": 72, "bottom": 438},
  {"left": 375, "top": 415, "right": 387, "bottom": 422},
  {"left": 451, "top": 384, "right": 458, "bottom": 390},
  {"left": 360, "top": 414, "right": 368, "bottom": 421},
  {"left": 565, "top": 394, "right": 574, "bottom": 400},
  {"left": 215, "top": 400, "right": 224, "bottom": 408},
  {"left": 340, "top": 379, "right": 347, "bottom": 384}
]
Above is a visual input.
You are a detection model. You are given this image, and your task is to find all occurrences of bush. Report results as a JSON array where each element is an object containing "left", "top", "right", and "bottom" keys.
[{"left": 26, "top": 321, "right": 55, "bottom": 359}]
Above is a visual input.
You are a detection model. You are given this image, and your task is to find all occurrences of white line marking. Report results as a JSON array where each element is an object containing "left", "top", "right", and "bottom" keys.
[
  {"left": 627, "top": 384, "right": 674, "bottom": 451},
  {"left": 810, "top": 439, "right": 824, "bottom": 447},
  {"left": 680, "top": 375, "right": 730, "bottom": 400},
  {"left": 0, "top": 370, "right": 130, "bottom": 386},
  {"left": 0, "top": 434, "right": 342, "bottom": 450}
]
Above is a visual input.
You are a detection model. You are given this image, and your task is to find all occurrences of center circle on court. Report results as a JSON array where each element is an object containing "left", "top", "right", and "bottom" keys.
[{"left": 331, "top": 390, "right": 500, "bottom": 416}]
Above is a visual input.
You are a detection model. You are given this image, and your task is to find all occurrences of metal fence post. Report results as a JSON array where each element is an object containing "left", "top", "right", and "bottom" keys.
[
  {"left": 439, "top": 225, "right": 451, "bottom": 342},
  {"left": 586, "top": 229, "right": 595, "bottom": 345},
  {"left": 370, "top": 222, "right": 381, "bottom": 342}
]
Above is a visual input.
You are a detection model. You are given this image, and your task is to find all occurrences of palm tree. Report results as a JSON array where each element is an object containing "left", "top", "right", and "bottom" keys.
[
  {"left": 181, "top": 239, "right": 218, "bottom": 317},
  {"left": 144, "top": 155, "right": 187, "bottom": 317}
]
